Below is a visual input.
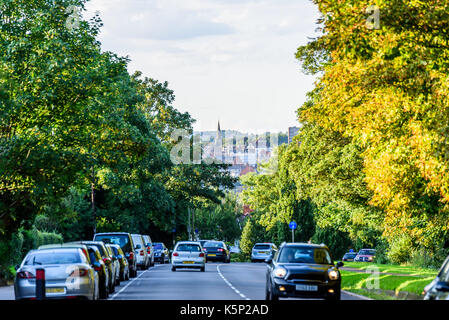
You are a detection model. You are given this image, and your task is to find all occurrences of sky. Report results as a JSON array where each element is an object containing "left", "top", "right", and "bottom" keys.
[{"left": 84, "top": 0, "right": 321, "bottom": 134}]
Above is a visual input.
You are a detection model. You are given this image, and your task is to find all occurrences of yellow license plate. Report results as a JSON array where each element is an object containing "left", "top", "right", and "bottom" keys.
[
  {"left": 208, "top": 254, "right": 216, "bottom": 257},
  {"left": 259, "top": 251, "right": 267, "bottom": 254},
  {"left": 183, "top": 261, "right": 194, "bottom": 264},
  {"left": 46, "top": 288, "right": 65, "bottom": 294}
]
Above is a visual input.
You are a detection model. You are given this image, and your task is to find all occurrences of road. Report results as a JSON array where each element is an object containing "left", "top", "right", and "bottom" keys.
[{"left": 0, "top": 262, "right": 366, "bottom": 300}]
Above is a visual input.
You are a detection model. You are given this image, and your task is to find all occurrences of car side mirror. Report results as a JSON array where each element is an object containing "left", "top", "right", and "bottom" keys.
[
  {"left": 336, "top": 261, "right": 344, "bottom": 268},
  {"left": 93, "top": 261, "right": 102, "bottom": 271},
  {"left": 135, "top": 245, "right": 141, "bottom": 250},
  {"left": 14, "top": 264, "right": 20, "bottom": 271},
  {"left": 435, "top": 281, "right": 449, "bottom": 292},
  {"left": 264, "top": 257, "right": 273, "bottom": 264},
  {"left": 117, "top": 255, "right": 123, "bottom": 260}
]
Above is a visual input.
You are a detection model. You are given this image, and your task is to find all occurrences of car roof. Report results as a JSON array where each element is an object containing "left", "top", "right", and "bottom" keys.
[
  {"left": 280, "top": 242, "right": 329, "bottom": 249},
  {"left": 38, "top": 243, "right": 88, "bottom": 250},
  {"left": 176, "top": 241, "right": 201, "bottom": 245},
  {"left": 32, "top": 248, "right": 81, "bottom": 254},
  {"left": 94, "top": 232, "right": 131, "bottom": 236}
]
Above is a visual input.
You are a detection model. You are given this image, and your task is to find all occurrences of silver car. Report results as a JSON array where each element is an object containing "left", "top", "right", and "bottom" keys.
[
  {"left": 14, "top": 248, "right": 99, "bottom": 300},
  {"left": 142, "top": 235, "right": 155, "bottom": 267},
  {"left": 131, "top": 234, "right": 149, "bottom": 270},
  {"left": 105, "top": 244, "right": 121, "bottom": 286},
  {"left": 251, "top": 243, "right": 278, "bottom": 262},
  {"left": 171, "top": 241, "right": 205, "bottom": 272}
]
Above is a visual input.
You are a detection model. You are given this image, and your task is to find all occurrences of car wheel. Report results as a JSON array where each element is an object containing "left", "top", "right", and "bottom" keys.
[
  {"left": 267, "top": 281, "right": 279, "bottom": 301},
  {"left": 200, "top": 266, "right": 205, "bottom": 272},
  {"left": 171, "top": 266, "right": 176, "bottom": 272},
  {"left": 161, "top": 256, "right": 165, "bottom": 264}
]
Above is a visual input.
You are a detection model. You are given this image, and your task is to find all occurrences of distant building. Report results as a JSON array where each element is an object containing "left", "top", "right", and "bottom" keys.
[{"left": 288, "top": 126, "right": 300, "bottom": 144}]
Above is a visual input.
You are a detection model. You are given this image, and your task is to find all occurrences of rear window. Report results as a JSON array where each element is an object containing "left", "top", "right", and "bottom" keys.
[
  {"left": 204, "top": 242, "right": 224, "bottom": 248},
  {"left": 132, "top": 235, "right": 144, "bottom": 246},
  {"left": 95, "top": 234, "right": 131, "bottom": 253},
  {"left": 358, "top": 250, "right": 376, "bottom": 255},
  {"left": 25, "top": 252, "right": 82, "bottom": 265},
  {"left": 153, "top": 243, "right": 163, "bottom": 249},
  {"left": 254, "top": 244, "right": 271, "bottom": 250},
  {"left": 176, "top": 244, "right": 201, "bottom": 252}
]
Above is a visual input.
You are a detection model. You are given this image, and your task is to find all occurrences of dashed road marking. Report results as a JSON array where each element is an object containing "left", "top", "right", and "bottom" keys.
[{"left": 217, "top": 264, "right": 251, "bottom": 300}]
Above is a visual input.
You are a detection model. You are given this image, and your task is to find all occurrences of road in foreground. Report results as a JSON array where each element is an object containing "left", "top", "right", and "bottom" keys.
[{"left": 0, "top": 262, "right": 365, "bottom": 300}]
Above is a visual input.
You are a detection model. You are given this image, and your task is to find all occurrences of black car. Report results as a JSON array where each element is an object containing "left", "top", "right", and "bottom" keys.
[
  {"left": 153, "top": 242, "right": 170, "bottom": 264},
  {"left": 265, "top": 243, "right": 343, "bottom": 300},
  {"left": 423, "top": 255, "right": 449, "bottom": 300},
  {"left": 203, "top": 241, "right": 230, "bottom": 263},
  {"left": 93, "top": 232, "right": 138, "bottom": 278},
  {"left": 342, "top": 252, "right": 357, "bottom": 262}
]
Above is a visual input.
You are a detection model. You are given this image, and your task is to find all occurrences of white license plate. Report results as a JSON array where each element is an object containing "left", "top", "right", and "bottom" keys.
[{"left": 296, "top": 285, "right": 318, "bottom": 292}]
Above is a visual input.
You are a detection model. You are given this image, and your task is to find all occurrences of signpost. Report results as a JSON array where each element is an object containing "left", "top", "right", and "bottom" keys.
[{"left": 289, "top": 221, "right": 297, "bottom": 243}]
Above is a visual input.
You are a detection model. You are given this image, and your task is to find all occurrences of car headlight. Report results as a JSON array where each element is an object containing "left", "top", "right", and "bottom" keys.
[
  {"left": 273, "top": 267, "right": 287, "bottom": 278},
  {"left": 328, "top": 270, "right": 339, "bottom": 280}
]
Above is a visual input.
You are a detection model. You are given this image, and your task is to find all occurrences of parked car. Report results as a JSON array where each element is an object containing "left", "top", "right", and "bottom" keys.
[
  {"left": 354, "top": 249, "right": 376, "bottom": 262},
  {"left": 203, "top": 241, "right": 230, "bottom": 263},
  {"left": 93, "top": 232, "right": 138, "bottom": 278},
  {"left": 423, "top": 255, "right": 449, "bottom": 300},
  {"left": 230, "top": 245, "right": 241, "bottom": 254},
  {"left": 131, "top": 234, "right": 150, "bottom": 270},
  {"left": 105, "top": 244, "right": 121, "bottom": 286},
  {"left": 251, "top": 243, "right": 278, "bottom": 262},
  {"left": 71, "top": 241, "right": 117, "bottom": 294},
  {"left": 153, "top": 242, "right": 170, "bottom": 264},
  {"left": 265, "top": 242, "right": 343, "bottom": 300},
  {"left": 14, "top": 248, "right": 99, "bottom": 300},
  {"left": 342, "top": 252, "right": 358, "bottom": 262},
  {"left": 142, "top": 235, "right": 155, "bottom": 267},
  {"left": 86, "top": 245, "right": 110, "bottom": 299},
  {"left": 108, "top": 244, "right": 130, "bottom": 281},
  {"left": 171, "top": 241, "right": 205, "bottom": 272}
]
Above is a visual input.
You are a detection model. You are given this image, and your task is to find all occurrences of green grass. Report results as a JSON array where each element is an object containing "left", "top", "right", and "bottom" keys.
[
  {"left": 342, "top": 261, "right": 438, "bottom": 277},
  {"left": 340, "top": 268, "right": 436, "bottom": 300}
]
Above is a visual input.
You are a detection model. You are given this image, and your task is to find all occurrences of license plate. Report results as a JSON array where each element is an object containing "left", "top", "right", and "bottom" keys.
[
  {"left": 46, "top": 287, "right": 65, "bottom": 294},
  {"left": 208, "top": 254, "right": 216, "bottom": 257},
  {"left": 183, "top": 261, "right": 194, "bottom": 264},
  {"left": 296, "top": 285, "right": 318, "bottom": 292},
  {"left": 259, "top": 251, "right": 267, "bottom": 254}
]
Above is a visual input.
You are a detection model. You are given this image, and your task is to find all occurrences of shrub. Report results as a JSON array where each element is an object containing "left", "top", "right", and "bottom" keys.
[
  {"left": 409, "top": 247, "right": 449, "bottom": 270},
  {"left": 387, "top": 234, "right": 413, "bottom": 264}
]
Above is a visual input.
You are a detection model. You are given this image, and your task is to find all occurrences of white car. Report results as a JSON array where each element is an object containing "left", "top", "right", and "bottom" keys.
[
  {"left": 131, "top": 234, "right": 149, "bottom": 270},
  {"left": 171, "top": 241, "right": 205, "bottom": 272}
]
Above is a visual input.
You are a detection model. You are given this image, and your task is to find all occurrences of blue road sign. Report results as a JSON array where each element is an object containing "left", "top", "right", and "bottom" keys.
[
  {"left": 195, "top": 228, "right": 199, "bottom": 234},
  {"left": 289, "top": 221, "right": 297, "bottom": 230}
]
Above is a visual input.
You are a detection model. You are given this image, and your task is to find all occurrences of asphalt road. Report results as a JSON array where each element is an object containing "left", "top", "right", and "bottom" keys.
[{"left": 0, "top": 262, "right": 366, "bottom": 300}]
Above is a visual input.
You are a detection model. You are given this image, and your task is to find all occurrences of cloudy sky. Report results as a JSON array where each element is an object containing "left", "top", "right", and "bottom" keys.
[{"left": 84, "top": 0, "right": 321, "bottom": 133}]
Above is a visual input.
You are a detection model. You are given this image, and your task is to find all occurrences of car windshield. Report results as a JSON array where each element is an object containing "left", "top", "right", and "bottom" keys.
[
  {"left": 345, "top": 253, "right": 357, "bottom": 258},
  {"left": 278, "top": 247, "right": 332, "bottom": 264},
  {"left": 176, "top": 244, "right": 201, "bottom": 252},
  {"left": 153, "top": 243, "right": 163, "bottom": 250},
  {"left": 254, "top": 244, "right": 271, "bottom": 250},
  {"left": 359, "top": 250, "right": 376, "bottom": 255},
  {"left": 95, "top": 235, "right": 131, "bottom": 253},
  {"left": 25, "top": 252, "right": 82, "bottom": 265},
  {"left": 204, "top": 242, "right": 223, "bottom": 248}
]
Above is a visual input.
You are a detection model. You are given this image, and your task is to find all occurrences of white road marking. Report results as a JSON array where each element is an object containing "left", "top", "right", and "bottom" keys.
[
  {"left": 109, "top": 265, "right": 162, "bottom": 300},
  {"left": 217, "top": 264, "right": 251, "bottom": 300}
]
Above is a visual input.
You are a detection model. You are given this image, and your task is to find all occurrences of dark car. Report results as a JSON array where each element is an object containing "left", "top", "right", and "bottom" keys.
[
  {"left": 72, "top": 241, "right": 117, "bottom": 294},
  {"left": 109, "top": 244, "right": 130, "bottom": 281},
  {"left": 93, "top": 232, "right": 138, "bottom": 278},
  {"left": 265, "top": 243, "right": 343, "bottom": 301},
  {"left": 423, "top": 255, "right": 449, "bottom": 300},
  {"left": 203, "top": 241, "right": 230, "bottom": 263},
  {"left": 153, "top": 242, "right": 170, "bottom": 264},
  {"left": 342, "top": 252, "right": 357, "bottom": 262}
]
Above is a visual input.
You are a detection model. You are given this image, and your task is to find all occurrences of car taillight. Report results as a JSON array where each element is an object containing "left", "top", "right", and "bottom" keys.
[
  {"left": 17, "top": 271, "right": 35, "bottom": 279},
  {"left": 173, "top": 252, "right": 179, "bottom": 257},
  {"left": 147, "top": 247, "right": 151, "bottom": 254},
  {"left": 69, "top": 269, "right": 89, "bottom": 277},
  {"left": 140, "top": 250, "right": 144, "bottom": 256},
  {"left": 199, "top": 253, "right": 204, "bottom": 257},
  {"left": 218, "top": 248, "right": 224, "bottom": 252},
  {"left": 103, "top": 257, "right": 111, "bottom": 264},
  {"left": 203, "top": 248, "right": 207, "bottom": 252},
  {"left": 94, "top": 265, "right": 102, "bottom": 272}
]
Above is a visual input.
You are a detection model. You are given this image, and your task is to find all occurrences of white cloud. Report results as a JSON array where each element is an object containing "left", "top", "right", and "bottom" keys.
[{"left": 85, "top": 0, "right": 321, "bottom": 132}]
